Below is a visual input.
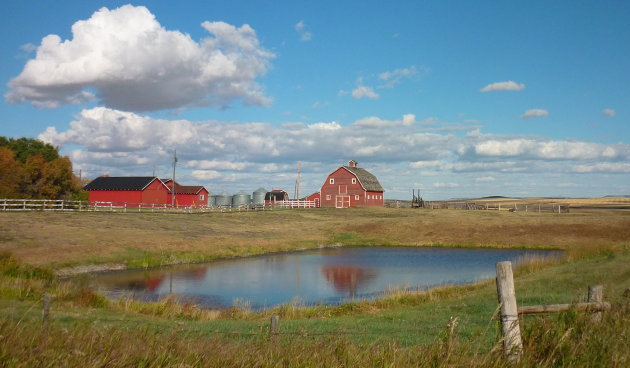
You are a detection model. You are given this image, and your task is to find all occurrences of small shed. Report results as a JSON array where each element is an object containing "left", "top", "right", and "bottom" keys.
[
  {"left": 264, "top": 189, "right": 289, "bottom": 206},
  {"left": 305, "top": 192, "right": 321, "bottom": 207},
  {"left": 83, "top": 176, "right": 170, "bottom": 206},
  {"left": 162, "top": 179, "right": 209, "bottom": 207},
  {"left": 320, "top": 160, "right": 385, "bottom": 208}
]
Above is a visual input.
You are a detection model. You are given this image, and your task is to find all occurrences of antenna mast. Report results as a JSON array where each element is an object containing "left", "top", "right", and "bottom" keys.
[
  {"left": 294, "top": 161, "right": 301, "bottom": 200},
  {"left": 171, "top": 150, "right": 177, "bottom": 207}
]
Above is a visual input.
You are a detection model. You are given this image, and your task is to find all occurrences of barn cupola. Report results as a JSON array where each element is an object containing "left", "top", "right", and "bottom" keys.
[{"left": 348, "top": 160, "right": 358, "bottom": 168}]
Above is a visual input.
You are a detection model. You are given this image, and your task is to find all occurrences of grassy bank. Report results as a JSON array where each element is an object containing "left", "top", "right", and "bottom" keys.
[
  {"left": 0, "top": 251, "right": 628, "bottom": 366},
  {"left": 0, "top": 206, "right": 629, "bottom": 366},
  {"left": 1, "top": 207, "right": 628, "bottom": 271}
]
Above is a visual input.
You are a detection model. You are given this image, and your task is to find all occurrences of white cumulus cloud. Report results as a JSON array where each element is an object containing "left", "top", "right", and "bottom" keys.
[
  {"left": 6, "top": 4, "right": 274, "bottom": 111},
  {"left": 602, "top": 108, "right": 616, "bottom": 117},
  {"left": 520, "top": 109, "right": 549, "bottom": 119},
  {"left": 351, "top": 85, "right": 379, "bottom": 99},
  {"left": 353, "top": 114, "right": 416, "bottom": 128},
  {"left": 480, "top": 81, "right": 525, "bottom": 92},
  {"left": 572, "top": 162, "right": 630, "bottom": 173},
  {"left": 472, "top": 139, "right": 625, "bottom": 160},
  {"left": 409, "top": 160, "right": 442, "bottom": 169},
  {"left": 433, "top": 182, "right": 459, "bottom": 188}
]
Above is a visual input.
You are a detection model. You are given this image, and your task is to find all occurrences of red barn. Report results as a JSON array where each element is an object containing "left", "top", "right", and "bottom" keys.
[
  {"left": 83, "top": 177, "right": 170, "bottom": 206},
  {"left": 162, "top": 179, "right": 209, "bottom": 207},
  {"left": 320, "top": 160, "right": 385, "bottom": 208}
]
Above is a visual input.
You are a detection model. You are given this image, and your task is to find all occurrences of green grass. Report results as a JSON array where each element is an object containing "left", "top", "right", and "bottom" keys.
[
  {"left": 0, "top": 208, "right": 628, "bottom": 366},
  {"left": 1, "top": 251, "right": 628, "bottom": 347}
]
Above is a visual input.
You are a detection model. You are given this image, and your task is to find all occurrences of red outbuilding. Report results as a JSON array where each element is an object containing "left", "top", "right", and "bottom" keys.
[
  {"left": 320, "top": 160, "right": 385, "bottom": 208},
  {"left": 264, "top": 189, "right": 289, "bottom": 206},
  {"left": 305, "top": 192, "right": 321, "bottom": 207},
  {"left": 83, "top": 176, "right": 171, "bottom": 207},
  {"left": 162, "top": 179, "right": 209, "bottom": 207}
]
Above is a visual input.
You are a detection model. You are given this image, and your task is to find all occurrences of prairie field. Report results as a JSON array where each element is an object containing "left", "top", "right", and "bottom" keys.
[
  {"left": 0, "top": 204, "right": 628, "bottom": 270},
  {"left": 0, "top": 201, "right": 628, "bottom": 367}
]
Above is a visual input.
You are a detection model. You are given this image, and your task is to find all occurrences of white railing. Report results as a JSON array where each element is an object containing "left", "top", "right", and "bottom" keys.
[
  {"left": 0, "top": 199, "right": 319, "bottom": 213},
  {"left": 271, "top": 200, "right": 319, "bottom": 208}
]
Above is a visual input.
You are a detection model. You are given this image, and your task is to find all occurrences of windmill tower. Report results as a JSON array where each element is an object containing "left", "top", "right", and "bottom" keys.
[{"left": 294, "top": 161, "right": 301, "bottom": 200}]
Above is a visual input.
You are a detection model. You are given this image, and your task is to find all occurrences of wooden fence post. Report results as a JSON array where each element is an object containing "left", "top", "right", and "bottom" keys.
[
  {"left": 496, "top": 261, "right": 523, "bottom": 363},
  {"left": 588, "top": 285, "right": 603, "bottom": 323},
  {"left": 270, "top": 314, "right": 280, "bottom": 340},
  {"left": 42, "top": 293, "right": 51, "bottom": 328}
]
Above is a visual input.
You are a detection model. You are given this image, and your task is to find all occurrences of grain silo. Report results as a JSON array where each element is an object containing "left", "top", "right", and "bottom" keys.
[
  {"left": 214, "top": 191, "right": 232, "bottom": 207},
  {"left": 232, "top": 190, "right": 251, "bottom": 208},
  {"left": 208, "top": 194, "right": 217, "bottom": 207},
  {"left": 252, "top": 187, "right": 267, "bottom": 206}
]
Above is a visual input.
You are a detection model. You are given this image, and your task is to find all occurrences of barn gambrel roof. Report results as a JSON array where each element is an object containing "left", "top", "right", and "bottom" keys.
[
  {"left": 342, "top": 166, "right": 384, "bottom": 192},
  {"left": 83, "top": 177, "right": 168, "bottom": 191}
]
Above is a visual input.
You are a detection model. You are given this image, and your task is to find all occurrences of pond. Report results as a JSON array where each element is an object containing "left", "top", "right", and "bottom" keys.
[{"left": 93, "top": 246, "right": 561, "bottom": 310}]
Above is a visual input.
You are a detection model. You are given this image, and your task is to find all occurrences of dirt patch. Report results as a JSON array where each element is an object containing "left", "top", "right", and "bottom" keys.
[{"left": 55, "top": 263, "right": 127, "bottom": 277}]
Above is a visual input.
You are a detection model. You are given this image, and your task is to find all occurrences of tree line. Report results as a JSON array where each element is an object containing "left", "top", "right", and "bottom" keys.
[{"left": 0, "top": 137, "right": 86, "bottom": 200}]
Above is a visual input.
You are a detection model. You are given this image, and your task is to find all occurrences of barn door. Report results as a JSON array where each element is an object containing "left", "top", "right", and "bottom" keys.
[{"left": 335, "top": 195, "right": 350, "bottom": 208}]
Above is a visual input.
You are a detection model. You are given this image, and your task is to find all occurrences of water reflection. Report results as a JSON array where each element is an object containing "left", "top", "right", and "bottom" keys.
[
  {"left": 321, "top": 266, "right": 378, "bottom": 298},
  {"left": 93, "top": 247, "right": 561, "bottom": 310}
]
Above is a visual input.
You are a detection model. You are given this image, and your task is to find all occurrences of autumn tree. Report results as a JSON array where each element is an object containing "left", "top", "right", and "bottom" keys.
[
  {"left": 0, "top": 137, "right": 82, "bottom": 199},
  {"left": 0, "top": 147, "right": 20, "bottom": 198}
]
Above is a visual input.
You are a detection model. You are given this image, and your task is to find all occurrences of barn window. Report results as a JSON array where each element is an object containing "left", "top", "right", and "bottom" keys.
[
  {"left": 200, "top": 194, "right": 205, "bottom": 200},
  {"left": 352, "top": 178, "right": 356, "bottom": 184},
  {"left": 355, "top": 195, "right": 359, "bottom": 200},
  {"left": 326, "top": 195, "right": 331, "bottom": 200},
  {"left": 329, "top": 178, "right": 334, "bottom": 184}
]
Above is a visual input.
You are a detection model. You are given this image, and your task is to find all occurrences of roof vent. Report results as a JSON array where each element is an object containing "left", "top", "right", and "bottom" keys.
[{"left": 348, "top": 160, "right": 358, "bottom": 168}]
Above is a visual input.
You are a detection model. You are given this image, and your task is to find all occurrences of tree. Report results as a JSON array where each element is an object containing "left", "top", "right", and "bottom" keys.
[
  {"left": 0, "top": 137, "right": 59, "bottom": 163},
  {"left": 0, "top": 136, "right": 82, "bottom": 199},
  {"left": 0, "top": 147, "right": 20, "bottom": 198},
  {"left": 20, "top": 155, "right": 77, "bottom": 199}
]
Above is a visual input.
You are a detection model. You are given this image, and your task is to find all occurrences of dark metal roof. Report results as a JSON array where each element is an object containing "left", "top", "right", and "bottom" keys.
[
  {"left": 171, "top": 184, "right": 207, "bottom": 195},
  {"left": 83, "top": 177, "right": 161, "bottom": 191},
  {"left": 265, "top": 191, "right": 288, "bottom": 200},
  {"left": 343, "top": 166, "right": 385, "bottom": 192}
]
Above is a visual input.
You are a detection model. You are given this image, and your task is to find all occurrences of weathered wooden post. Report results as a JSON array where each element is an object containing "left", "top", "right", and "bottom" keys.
[
  {"left": 588, "top": 285, "right": 603, "bottom": 323},
  {"left": 496, "top": 261, "right": 523, "bottom": 363},
  {"left": 270, "top": 314, "right": 280, "bottom": 340},
  {"left": 42, "top": 293, "right": 51, "bottom": 328}
]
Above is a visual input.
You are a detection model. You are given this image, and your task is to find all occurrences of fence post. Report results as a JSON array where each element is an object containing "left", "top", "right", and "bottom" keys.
[
  {"left": 42, "top": 293, "right": 51, "bottom": 328},
  {"left": 588, "top": 285, "right": 603, "bottom": 323},
  {"left": 496, "top": 261, "right": 523, "bottom": 363},
  {"left": 270, "top": 314, "right": 280, "bottom": 340}
]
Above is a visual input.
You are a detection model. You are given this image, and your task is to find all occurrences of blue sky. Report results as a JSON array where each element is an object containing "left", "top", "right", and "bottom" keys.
[{"left": 1, "top": 1, "right": 629, "bottom": 199}]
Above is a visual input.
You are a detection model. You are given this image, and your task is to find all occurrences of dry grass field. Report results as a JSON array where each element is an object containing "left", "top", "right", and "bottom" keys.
[
  {"left": 0, "top": 202, "right": 628, "bottom": 271},
  {"left": 0, "top": 200, "right": 628, "bottom": 367},
  {"left": 462, "top": 195, "right": 630, "bottom": 209}
]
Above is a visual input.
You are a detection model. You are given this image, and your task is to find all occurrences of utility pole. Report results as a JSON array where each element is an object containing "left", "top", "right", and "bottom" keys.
[
  {"left": 171, "top": 150, "right": 177, "bottom": 207},
  {"left": 294, "top": 161, "right": 301, "bottom": 200}
]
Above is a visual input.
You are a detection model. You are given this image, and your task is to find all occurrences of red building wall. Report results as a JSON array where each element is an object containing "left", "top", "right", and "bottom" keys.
[
  {"left": 141, "top": 179, "right": 169, "bottom": 204},
  {"left": 320, "top": 167, "right": 384, "bottom": 208},
  {"left": 168, "top": 188, "right": 209, "bottom": 206},
  {"left": 88, "top": 190, "right": 143, "bottom": 205},
  {"left": 88, "top": 179, "right": 169, "bottom": 207},
  {"left": 305, "top": 192, "right": 321, "bottom": 207}
]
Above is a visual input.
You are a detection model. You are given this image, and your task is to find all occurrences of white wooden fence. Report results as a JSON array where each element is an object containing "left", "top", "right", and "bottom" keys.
[
  {"left": 0, "top": 198, "right": 319, "bottom": 213},
  {"left": 269, "top": 200, "right": 319, "bottom": 208}
]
